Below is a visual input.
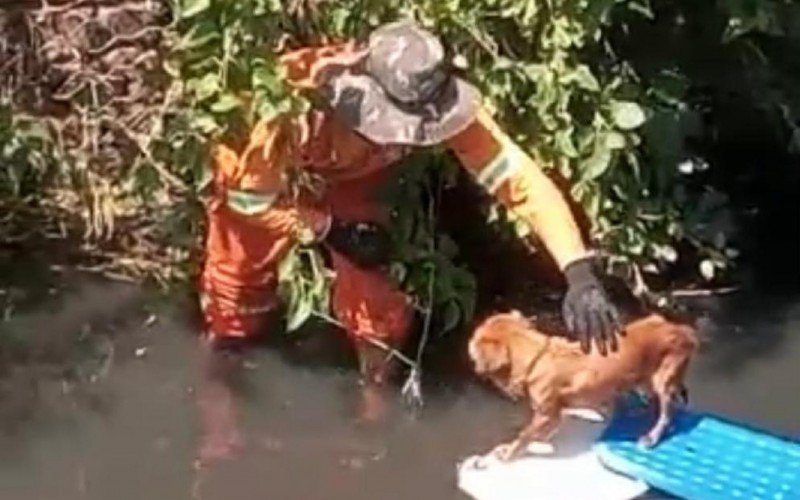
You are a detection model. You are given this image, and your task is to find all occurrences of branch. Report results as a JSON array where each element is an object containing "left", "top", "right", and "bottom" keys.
[
  {"left": 670, "top": 286, "right": 740, "bottom": 298},
  {"left": 87, "top": 26, "right": 164, "bottom": 56},
  {"left": 310, "top": 311, "right": 419, "bottom": 370},
  {"left": 32, "top": 0, "right": 161, "bottom": 20}
]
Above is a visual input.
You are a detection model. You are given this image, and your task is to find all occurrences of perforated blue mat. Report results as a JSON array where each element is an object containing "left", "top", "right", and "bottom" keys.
[{"left": 594, "top": 403, "right": 800, "bottom": 500}]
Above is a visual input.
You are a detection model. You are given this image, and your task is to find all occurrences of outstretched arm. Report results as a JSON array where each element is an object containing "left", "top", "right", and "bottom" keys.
[
  {"left": 446, "top": 108, "right": 588, "bottom": 268},
  {"left": 446, "top": 108, "right": 621, "bottom": 354}
]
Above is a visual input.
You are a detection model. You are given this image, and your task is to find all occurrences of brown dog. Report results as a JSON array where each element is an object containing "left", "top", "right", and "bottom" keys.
[{"left": 469, "top": 310, "right": 698, "bottom": 461}]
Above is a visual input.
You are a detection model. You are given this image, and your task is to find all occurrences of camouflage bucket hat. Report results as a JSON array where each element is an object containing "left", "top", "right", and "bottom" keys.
[{"left": 322, "top": 19, "right": 480, "bottom": 146}]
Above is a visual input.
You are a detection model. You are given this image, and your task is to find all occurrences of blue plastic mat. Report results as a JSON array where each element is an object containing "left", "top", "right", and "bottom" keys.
[{"left": 594, "top": 404, "right": 800, "bottom": 500}]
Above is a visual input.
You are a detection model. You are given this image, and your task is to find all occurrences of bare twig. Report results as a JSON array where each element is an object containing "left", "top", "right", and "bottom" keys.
[
  {"left": 33, "top": 0, "right": 159, "bottom": 19},
  {"left": 310, "top": 311, "right": 419, "bottom": 369},
  {"left": 670, "top": 286, "right": 740, "bottom": 298},
  {"left": 401, "top": 168, "right": 446, "bottom": 408},
  {"left": 105, "top": 114, "right": 189, "bottom": 192},
  {"left": 87, "top": 26, "right": 163, "bottom": 56},
  {"left": 455, "top": 19, "right": 499, "bottom": 59}
]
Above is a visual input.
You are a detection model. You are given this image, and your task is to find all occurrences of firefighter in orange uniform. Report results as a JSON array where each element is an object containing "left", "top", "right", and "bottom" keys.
[{"left": 196, "top": 21, "right": 621, "bottom": 456}]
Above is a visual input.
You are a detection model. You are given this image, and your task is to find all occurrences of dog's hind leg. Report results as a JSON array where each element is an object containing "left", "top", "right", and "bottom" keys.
[
  {"left": 638, "top": 389, "right": 674, "bottom": 448},
  {"left": 639, "top": 353, "right": 690, "bottom": 447}
]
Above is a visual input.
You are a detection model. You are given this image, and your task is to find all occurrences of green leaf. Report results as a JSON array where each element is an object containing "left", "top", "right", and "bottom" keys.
[
  {"left": 654, "top": 244, "right": 678, "bottom": 263},
  {"left": 604, "top": 131, "right": 626, "bottom": 150},
  {"left": 441, "top": 300, "right": 462, "bottom": 334},
  {"left": 555, "top": 129, "right": 579, "bottom": 157},
  {"left": 552, "top": 17, "right": 575, "bottom": 48},
  {"left": 286, "top": 295, "right": 313, "bottom": 331},
  {"left": 568, "top": 65, "right": 600, "bottom": 92},
  {"left": 610, "top": 101, "right": 647, "bottom": 130},
  {"left": 181, "top": 0, "right": 211, "bottom": 19},
  {"left": 191, "top": 112, "right": 219, "bottom": 134},
  {"left": 330, "top": 8, "right": 350, "bottom": 34},
  {"left": 699, "top": 259, "right": 715, "bottom": 281},
  {"left": 390, "top": 262, "right": 408, "bottom": 283},
  {"left": 178, "top": 20, "right": 219, "bottom": 50},
  {"left": 188, "top": 73, "right": 220, "bottom": 102},
  {"left": 582, "top": 144, "right": 612, "bottom": 180},
  {"left": 534, "top": 74, "right": 558, "bottom": 116},
  {"left": 437, "top": 234, "right": 459, "bottom": 258},
  {"left": 628, "top": 0, "right": 654, "bottom": 19},
  {"left": 649, "top": 69, "right": 690, "bottom": 107},
  {"left": 584, "top": 188, "right": 601, "bottom": 219},
  {"left": 513, "top": 217, "right": 531, "bottom": 238},
  {"left": 210, "top": 93, "right": 241, "bottom": 113},
  {"left": 252, "top": 63, "right": 284, "bottom": 95},
  {"left": 17, "top": 121, "right": 50, "bottom": 143},
  {"left": 576, "top": 129, "right": 596, "bottom": 154},
  {"left": 278, "top": 247, "right": 299, "bottom": 278},
  {"left": 522, "top": 63, "right": 547, "bottom": 81}
]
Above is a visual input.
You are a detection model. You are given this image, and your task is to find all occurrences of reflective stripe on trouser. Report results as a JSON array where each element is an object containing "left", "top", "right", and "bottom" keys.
[{"left": 199, "top": 254, "right": 412, "bottom": 346}]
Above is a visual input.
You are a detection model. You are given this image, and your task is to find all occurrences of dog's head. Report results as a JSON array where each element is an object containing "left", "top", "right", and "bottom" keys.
[
  {"left": 468, "top": 311, "right": 527, "bottom": 377},
  {"left": 469, "top": 334, "right": 511, "bottom": 376}
]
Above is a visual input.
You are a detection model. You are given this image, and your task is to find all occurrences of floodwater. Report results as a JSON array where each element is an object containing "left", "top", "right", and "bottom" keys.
[{"left": 0, "top": 279, "right": 798, "bottom": 500}]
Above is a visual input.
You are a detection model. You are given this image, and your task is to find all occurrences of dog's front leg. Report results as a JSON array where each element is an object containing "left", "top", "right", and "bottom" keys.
[
  {"left": 495, "top": 403, "right": 561, "bottom": 462},
  {"left": 490, "top": 377, "right": 522, "bottom": 401}
]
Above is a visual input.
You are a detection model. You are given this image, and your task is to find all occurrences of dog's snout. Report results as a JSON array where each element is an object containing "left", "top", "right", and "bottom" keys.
[{"left": 468, "top": 340, "right": 487, "bottom": 374}]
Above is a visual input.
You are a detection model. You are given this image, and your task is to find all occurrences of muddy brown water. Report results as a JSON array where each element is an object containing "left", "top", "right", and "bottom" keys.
[{"left": 0, "top": 280, "right": 798, "bottom": 500}]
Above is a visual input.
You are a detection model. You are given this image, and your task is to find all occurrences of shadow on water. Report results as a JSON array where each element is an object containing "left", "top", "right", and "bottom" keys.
[
  {"left": 0, "top": 239, "right": 514, "bottom": 500},
  {"left": 689, "top": 291, "right": 800, "bottom": 376}
]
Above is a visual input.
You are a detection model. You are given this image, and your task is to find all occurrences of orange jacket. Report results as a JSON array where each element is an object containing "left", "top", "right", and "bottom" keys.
[
  {"left": 202, "top": 43, "right": 591, "bottom": 303},
  {"left": 208, "top": 43, "right": 588, "bottom": 269}
]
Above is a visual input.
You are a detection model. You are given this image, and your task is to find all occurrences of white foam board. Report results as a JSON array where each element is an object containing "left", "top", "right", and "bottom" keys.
[{"left": 456, "top": 415, "right": 648, "bottom": 500}]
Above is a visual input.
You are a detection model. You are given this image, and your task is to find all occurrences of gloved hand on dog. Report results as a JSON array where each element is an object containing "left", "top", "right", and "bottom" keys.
[{"left": 562, "top": 257, "right": 622, "bottom": 356}]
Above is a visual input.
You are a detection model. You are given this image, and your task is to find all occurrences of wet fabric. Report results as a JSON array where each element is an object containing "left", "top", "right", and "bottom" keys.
[{"left": 200, "top": 43, "right": 590, "bottom": 344}]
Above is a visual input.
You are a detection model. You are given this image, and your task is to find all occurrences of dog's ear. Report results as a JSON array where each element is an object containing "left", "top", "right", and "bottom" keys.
[{"left": 472, "top": 338, "right": 511, "bottom": 374}]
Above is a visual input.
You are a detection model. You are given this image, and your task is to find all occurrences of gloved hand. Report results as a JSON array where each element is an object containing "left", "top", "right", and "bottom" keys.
[
  {"left": 324, "top": 219, "right": 392, "bottom": 268},
  {"left": 562, "top": 257, "right": 622, "bottom": 356}
]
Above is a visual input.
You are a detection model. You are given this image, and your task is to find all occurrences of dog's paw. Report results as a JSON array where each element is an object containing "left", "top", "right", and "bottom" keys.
[
  {"left": 492, "top": 443, "right": 517, "bottom": 462},
  {"left": 636, "top": 434, "right": 658, "bottom": 449},
  {"left": 563, "top": 407, "right": 606, "bottom": 423},
  {"left": 526, "top": 441, "right": 555, "bottom": 455}
]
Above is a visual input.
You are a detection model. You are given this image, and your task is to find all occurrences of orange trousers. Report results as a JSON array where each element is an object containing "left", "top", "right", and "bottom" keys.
[{"left": 200, "top": 168, "right": 413, "bottom": 350}]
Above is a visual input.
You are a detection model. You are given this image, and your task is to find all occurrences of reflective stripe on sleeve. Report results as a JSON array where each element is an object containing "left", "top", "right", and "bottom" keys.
[{"left": 473, "top": 141, "right": 523, "bottom": 194}]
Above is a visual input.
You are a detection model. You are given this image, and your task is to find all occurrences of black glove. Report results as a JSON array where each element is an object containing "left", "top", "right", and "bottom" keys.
[
  {"left": 324, "top": 219, "right": 392, "bottom": 268},
  {"left": 562, "top": 257, "right": 622, "bottom": 355}
]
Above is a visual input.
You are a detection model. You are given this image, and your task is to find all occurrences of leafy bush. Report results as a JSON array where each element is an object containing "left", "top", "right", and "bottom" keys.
[
  {"left": 0, "top": 102, "right": 54, "bottom": 204},
  {"left": 170, "top": 0, "right": 728, "bottom": 332},
  {"left": 6, "top": 0, "right": 800, "bottom": 333}
]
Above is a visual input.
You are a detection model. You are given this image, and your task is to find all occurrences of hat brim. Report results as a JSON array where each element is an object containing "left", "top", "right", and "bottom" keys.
[{"left": 322, "top": 70, "right": 480, "bottom": 146}]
